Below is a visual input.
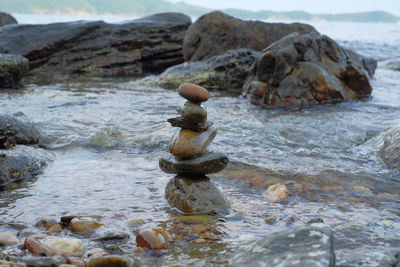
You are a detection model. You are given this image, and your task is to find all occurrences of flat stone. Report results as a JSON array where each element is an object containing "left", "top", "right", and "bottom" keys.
[
  {"left": 20, "top": 256, "right": 57, "bottom": 267},
  {"left": 168, "top": 125, "right": 216, "bottom": 158},
  {"left": 231, "top": 223, "right": 335, "bottom": 267},
  {"left": 0, "top": 232, "right": 20, "bottom": 245},
  {"left": 42, "top": 237, "right": 83, "bottom": 256},
  {"left": 165, "top": 175, "right": 229, "bottom": 214},
  {"left": 178, "top": 83, "right": 209, "bottom": 103},
  {"left": 159, "top": 151, "right": 228, "bottom": 174},
  {"left": 179, "top": 101, "right": 207, "bottom": 124},
  {"left": 87, "top": 255, "right": 136, "bottom": 267}
]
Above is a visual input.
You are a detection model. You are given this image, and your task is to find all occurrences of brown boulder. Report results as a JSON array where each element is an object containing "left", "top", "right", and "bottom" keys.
[
  {"left": 183, "top": 11, "right": 316, "bottom": 62},
  {"left": 242, "top": 32, "right": 373, "bottom": 108}
]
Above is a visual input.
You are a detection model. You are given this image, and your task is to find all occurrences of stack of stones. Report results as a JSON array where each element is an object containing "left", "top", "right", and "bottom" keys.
[{"left": 159, "top": 83, "right": 230, "bottom": 213}]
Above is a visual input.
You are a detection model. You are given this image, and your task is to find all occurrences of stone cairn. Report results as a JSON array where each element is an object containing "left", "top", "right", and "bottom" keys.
[{"left": 159, "top": 83, "right": 230, "bottom": 214}]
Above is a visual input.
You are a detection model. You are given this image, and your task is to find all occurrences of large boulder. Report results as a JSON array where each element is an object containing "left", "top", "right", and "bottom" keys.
[
  {"left": 0, "top": 12, "right": 17, "bottom": 27},
  {"left": 231, "top": 223, "right": 335, "bottom": 266},
  {"left": 0, "top": 114, "right": 44, "bottom": 149},
  {"left": 0, "top": 145, "right": 54, "bottom": 185},
  {"left": 242, "top": 32, "right": 373, "bottom": 108},
  {"left": 183, "top": 11, "right": 316, "bottom": 62},
  {"left": 0, "top": 13, "right": 191, "bottom": 80},
  {"left": 379, "top": 126, "right": 400, "bottom": 168},
  {"left": 138, "top": 48, "right": 260, "bottom": 91},
  {"left": 0, "top": 54, "right": 29, "bottom": 88}
]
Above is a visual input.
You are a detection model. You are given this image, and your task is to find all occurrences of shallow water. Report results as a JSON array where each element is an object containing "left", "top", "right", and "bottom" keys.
[{"left": 1, "top": 18, "right": 400, "bottom": 265}]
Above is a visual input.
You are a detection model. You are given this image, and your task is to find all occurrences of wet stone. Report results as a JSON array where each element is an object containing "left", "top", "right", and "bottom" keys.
[
  {"left": 87, "top": 255, "right": 136, "bottom": 267},
  {"left": 24, "top": 237, "right": 55, "bottom": 256},
  {"left": 0, "top": 232, "right": 20, "bottom": 245},
  {"left": 179, "top": 101, "right": 207, "bottom": 124},
  {"left": 168, "top": 125, "right": 217, "bottom": 158},
  {"left": 159, "top": 151, "right": 228, "bottom": 174},
  {"left": 20, "top": 256, "right": 57, "bottom": 267},
  {"left": 42, "top": 237, "right": 83, "bottom": 256},
  {"left": 165, "top": 175, "right": 229, "bottom": 214},
  {"left": 231, "top": 223, "right": 335, "bottom": 267},
  {"left": 263, "top": 183, "right": 290, "bottom": 202},
  {"left": 69, "top": 218, "right": 103, "bottom": 234},
  {"left": 178, "top": 83, "right": 209, "bottom": 103},
  {"left": 135, "top": 228, "right": 171, "bottom": 250}
]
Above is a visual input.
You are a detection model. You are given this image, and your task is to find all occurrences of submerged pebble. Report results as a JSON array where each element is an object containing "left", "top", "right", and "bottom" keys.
[
  {"left": 42, "top": 237, "right": 83, "bottom": 256},
  {"left": 70, "top": 218, "right": 103, "bottom": 234},
  {"left": 263, "top": 183, "right": 290, "bottom": 202},
  {"left": 135, "top": 228, "right": 171, "bottom": 250},
  {"left": 24, "top": 237, "right": 55, "bottom": 256},
  {"left": 0, "top": 232, "right": 20, "bottom": 245}
]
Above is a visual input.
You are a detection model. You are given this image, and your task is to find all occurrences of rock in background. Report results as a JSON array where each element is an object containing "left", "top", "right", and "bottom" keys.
[
  {"left": 0, "top": 54, "right": 29, "bottom": 88},
  {"left": 242, "top": 32, "right": 373, "bottom": 108},
  {"left": 0, "top": 13, "right": 191, "bottom": 80},
  {"left": 379, "top": 126, "right": 400, "bottom": 168},
  {"left": 183, "top": 11, "right": 316, "bottom": 62},
  {"left": 0, "top": 12, "right": 17, "bottom": 27},
  {"left": 0, "top": 115, "right": 53, "bottom": 186},
  {"left": 138, "top": 48, "right": 260, "bottom": 92}
]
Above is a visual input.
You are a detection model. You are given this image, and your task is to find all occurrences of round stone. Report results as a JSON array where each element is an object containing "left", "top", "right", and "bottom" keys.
[
  {"left": 165, "top": 175, "right": 230, "bottom": 214},
  {"left": 178, "top": 83, "right": 209, "bottom": 103},
  {"left": 159, "top": 151, "right": 229, "bottom": 174},
  {"left": 180, "top": 101, "right": 207, "bottom": 124},
  {"left": 168, "top": 125, "right": 216, "bottom": 158},
  {"left": 136, "top": 228, "right": 171, "bottom": 250}
]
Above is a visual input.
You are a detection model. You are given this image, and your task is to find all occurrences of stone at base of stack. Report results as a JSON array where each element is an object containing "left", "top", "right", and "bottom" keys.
[{"left": 159, "top": 82, "right": 230, "bottom": 214}]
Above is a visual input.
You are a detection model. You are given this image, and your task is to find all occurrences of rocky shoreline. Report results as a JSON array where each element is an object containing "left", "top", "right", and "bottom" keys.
[{"left": 0, "top": 9, "right": 399, "bottom": 267}]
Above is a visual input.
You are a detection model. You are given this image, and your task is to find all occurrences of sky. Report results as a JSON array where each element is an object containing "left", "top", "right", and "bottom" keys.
[{"left": 169, "top": 0, "right": 400, "bottom": 16}]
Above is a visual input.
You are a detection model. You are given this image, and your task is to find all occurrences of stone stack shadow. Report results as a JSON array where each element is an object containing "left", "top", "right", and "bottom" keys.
[{"left": 159, "top": 83, "right": 230, "bottom": 214}]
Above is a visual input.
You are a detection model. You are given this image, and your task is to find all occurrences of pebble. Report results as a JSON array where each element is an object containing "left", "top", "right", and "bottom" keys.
[
  {"left": 159, "top": 151, "right": 228, "bottom": 174},
  {"left": 20, "top": 256, "right": 57, "bottom": 267},
  {"left": 178, "top": 215, "right": 211, "bottom": 224},
  {"left": 42, "top": 237, "right": 83, "bottom": 256},
  {"left": 24, "top": 237, "right": 55, "bottom": 256},
  {"left": 86, "top": 255, "right": 134, "bottom": 267},
  {"left": 168, "top": 126, "right": 217, "bottom": 158},
  {"left": 0, "top": 232, "right": 20, "bottom": 245},
  {"left": 69, "top": 218, "right": 103, "bottom": 234},
  {"left": 178, "top": 83, "right": 209, "bottom": 103},
  {"left": 35, "top": 218, "right": 57, "bottom": 230},
  {"left": 127, "top": 218, "right": 145, "bottom": 227},
  {"left": 66, "top": 257, "right": 84, "bottom": 267},
  {"left": 135, "top": 228, "right": 171, "bottom": 250},
  {"left": 352, "top": 185, "right": 373, "bottom": 196},
  {"left": 133, "top": 247, "right": 145, "bottom": 254},
  {"left": 191, "top": 224, "right": 211, "bottom": 234},
  {"left": 180, "top": 101, "right": 207, "bottom": 124},
  {"left": 47, "top": 224, "right": 63, "bottom": 233},
  {"left": 263, "top": 183, "right": 290, "bottom": 202},
  {"left": 192, "top": 238, "right": 207, "bottom": 244}
]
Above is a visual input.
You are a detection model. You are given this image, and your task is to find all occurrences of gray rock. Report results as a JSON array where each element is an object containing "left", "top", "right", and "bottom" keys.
[
  {"left": 242, "top": 32, "right": 373, "bottom": 108},
  {"left": 138, "top": 48, "right": 260, "bottom": 92},
  {"left": 159, "top": 151, "right": 229, "bottom": 174},
  {"left": 379, "top": 58, "right": 400, "bottom": 71},
  {"left": 183, "top": 11, "right": 316, "bottom": 62},
  {"left": 379, "top": 126, "right": 400, "bottom": 168},
  {"left": 0, "top": 114, "right": 44, "bottom": 148},
  {"left": 165, "top": 175, "right": 229, "bottom": 214},
  {"left": 0, "top": 12, "right": 17, "bottom": 27},
  {"left": 20, "top": 256, "right": 57, "bottom": 267},
  {"left": 0, "top": 13, "right": 191, "bottom": 80},
  {"left": 231, "top": 223, "right": 335, "bottom": 267},
  {"left": 0, "top": 54, "right": 29, "bottom": 88},
  {"left": 0, "top": 145, "right": 54, "bottom": 186}
]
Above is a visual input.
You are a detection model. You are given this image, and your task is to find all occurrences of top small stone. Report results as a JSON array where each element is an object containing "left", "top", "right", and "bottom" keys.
[{"left": 178, "top": 83, "right": 209, "bottom": 103}]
